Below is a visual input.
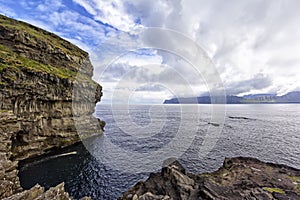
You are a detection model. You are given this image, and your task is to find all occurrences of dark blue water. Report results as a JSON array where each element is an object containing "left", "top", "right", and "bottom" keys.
[{"left": 19, "top": 104, "right": 300, "bottom": 199}]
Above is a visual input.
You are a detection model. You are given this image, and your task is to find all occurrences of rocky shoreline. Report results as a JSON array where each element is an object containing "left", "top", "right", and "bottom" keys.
[{"left": 120, "top": 157, "right": 300, "bottom": 200}]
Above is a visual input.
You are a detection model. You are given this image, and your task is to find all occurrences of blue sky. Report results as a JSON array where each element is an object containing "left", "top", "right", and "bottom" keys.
[{"left": 1, "top": 0, "right": 300, "bottom": 104}]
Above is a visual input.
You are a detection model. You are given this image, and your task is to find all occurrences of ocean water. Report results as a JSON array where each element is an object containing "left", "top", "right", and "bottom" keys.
[{"left": 19, "top": 104, "right": 300, "bottom": 199}]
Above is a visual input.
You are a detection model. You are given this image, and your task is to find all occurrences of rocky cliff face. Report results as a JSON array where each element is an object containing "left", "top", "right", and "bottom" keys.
[
  {"left": 120, "top": 157, "right": 300, "bottom": 200},
  {"left": 0, "top": 14, "right": 103, "bottom": 199}
]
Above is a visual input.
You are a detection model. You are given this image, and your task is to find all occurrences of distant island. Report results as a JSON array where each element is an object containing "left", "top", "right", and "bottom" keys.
[{"left": 163, "top": 91, "right": 300, "bottom": 104}]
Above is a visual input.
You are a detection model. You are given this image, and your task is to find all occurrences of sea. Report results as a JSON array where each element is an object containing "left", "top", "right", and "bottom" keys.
[{"left": 19, "top": 104, "right": 300, "bottom": 200}]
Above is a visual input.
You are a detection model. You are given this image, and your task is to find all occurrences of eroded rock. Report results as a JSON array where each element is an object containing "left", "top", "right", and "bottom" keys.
[
  {"left": 0, "top": 14, "right": 103, "bottom": 199},
  {"left": 2, "top": 182, "right": 90, "bottom": 200},
  {"left": 120, "top": 157, "right": 300, "bottom": 200}
]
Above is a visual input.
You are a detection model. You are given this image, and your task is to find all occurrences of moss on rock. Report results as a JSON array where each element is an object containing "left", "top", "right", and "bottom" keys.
[{"left": 262, "top": 187, "right": 285, "bottom": 194}]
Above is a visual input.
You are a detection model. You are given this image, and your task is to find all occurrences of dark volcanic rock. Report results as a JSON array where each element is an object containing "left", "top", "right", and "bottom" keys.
[{"left": 119, "top": 157, "right": 300, "bottom": 200}]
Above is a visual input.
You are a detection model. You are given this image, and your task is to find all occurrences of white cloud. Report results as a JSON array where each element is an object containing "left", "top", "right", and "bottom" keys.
[
  {"left": 1, "top": 0, "right": 300, "bottom": 103},
  {"left": 72, "top": 0, "right": 97, "bottom": 15},
  {"left": 145, "top": 0, "right": 300, "bottom": 96},
  {"left": 72, "top": 0, "right": 142, "bottom": 33}
]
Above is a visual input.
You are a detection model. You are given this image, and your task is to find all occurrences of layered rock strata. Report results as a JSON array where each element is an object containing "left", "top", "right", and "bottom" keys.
[
  {"left": 120, "top": 157, "right": 300, "bottom": 200},
  {"left": 0, "top": 14, "right": 103, "bottom": 199}
]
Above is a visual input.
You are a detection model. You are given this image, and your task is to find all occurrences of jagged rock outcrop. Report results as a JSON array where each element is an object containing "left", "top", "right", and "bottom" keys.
[
  {"left": 120, "top": 157, "right": 300, "bottom": 200},
  {"left": 0, "top": 14, "right": 103, "bottom": 199},
  {"left": 2, "top": 183, "right": 92, "bottom": 200}
]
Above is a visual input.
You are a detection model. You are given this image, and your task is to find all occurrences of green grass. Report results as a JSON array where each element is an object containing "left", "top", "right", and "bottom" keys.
[
  {"left": 262, "top": 187, "right": 285, "bottom": 194},
  {"left": 18, "top": 55, "right": 77, "bottom": 79},
  {"left": 0, "top": 15, "right": 101, "bottom": 88},
  {"left": 288, "top": 176, "right": 300, "bottom": 182},
  {"left": 0, "top": 14, "right": 86, "bottom": 58},
  {"left": 0, "top": 44, "right": 100, "bottom": 86}
]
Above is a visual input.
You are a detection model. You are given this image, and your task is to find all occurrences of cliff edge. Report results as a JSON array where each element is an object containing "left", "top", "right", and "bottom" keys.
[
  {"left": 0, "top": 14, "right": 103, "bottom": 199},
  {"left": 120, "top": 157, "right": 300, "bottom": 200}
]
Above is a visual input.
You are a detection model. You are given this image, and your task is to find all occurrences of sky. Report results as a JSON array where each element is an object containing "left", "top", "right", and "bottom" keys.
[{"left": 1, "top": 0, "right": 300, "bottom": 104}]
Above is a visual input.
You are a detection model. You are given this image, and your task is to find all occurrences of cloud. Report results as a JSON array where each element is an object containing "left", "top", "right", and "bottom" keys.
[
  {"left": 72, "top": 0, "right": 142, "bottom": 33},
  {"left": 1, "top": 0, "right": 121, "bottom": 47},
  {"left": 135, "top": 84, "right": 165, "bottom": 92},
  {"left": 71, "top": 0, "right": 300, "bottom": 101},
  {"left": 1, "top": 0, "right": 300, "bottom": 103},
  {"left": 72, "top": 0, "right": 97, "bottom": 16},
  {"left": 225, "top": 73, "right": 272, "bottom": 95}
]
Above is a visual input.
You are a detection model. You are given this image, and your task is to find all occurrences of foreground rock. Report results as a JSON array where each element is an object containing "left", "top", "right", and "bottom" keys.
[
  {"left": 3, "top": 183, "right": 91, "bottom": 200},
  {"left": 120, "top": 157, "right": 300, "bottom": 200},
  {"left": 0, "top": 14, "right": 103, "bottom": 199}
]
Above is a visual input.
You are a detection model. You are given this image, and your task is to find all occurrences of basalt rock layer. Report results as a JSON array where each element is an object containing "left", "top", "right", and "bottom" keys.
[
  {"left": 0, "top": 14, "right": 103, "bottom": 199},
  {"left": 120, "top": 157, "right": 300, "bottom": 200}
]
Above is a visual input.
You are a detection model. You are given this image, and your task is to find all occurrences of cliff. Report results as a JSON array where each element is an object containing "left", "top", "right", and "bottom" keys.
[
  {"left": 0, "top": 14, "right": 103, "bottom": 199},
  {"left": 120, "top": 157, "right": 300, "bottom": 200}
]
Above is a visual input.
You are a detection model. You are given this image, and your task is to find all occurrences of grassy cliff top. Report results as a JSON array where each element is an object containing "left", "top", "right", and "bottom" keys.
[
  {"left": 0, "top": 44, "right": 99, "bottom": 87},
  {"left": 0, "top": 14, "right": 88, "bottom": 58},
  {"left": 0, "top": 14, "right": 99, "bottom": 85},
  {"left": 0, "top": 44, "right": 74, "bottom": 78}
]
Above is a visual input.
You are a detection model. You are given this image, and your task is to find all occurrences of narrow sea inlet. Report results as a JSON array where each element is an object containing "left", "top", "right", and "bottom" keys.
[{"left": 19, "top": 104, "right": 300, "bottom": 199}]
